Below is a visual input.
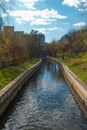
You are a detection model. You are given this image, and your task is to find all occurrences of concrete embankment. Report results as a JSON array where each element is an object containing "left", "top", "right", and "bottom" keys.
[
  {"left": 47, "top": 57, "right": 87, "bottom": 117},
  {"left": 0, "top": 60, "right": 42, "bottom": 116}
]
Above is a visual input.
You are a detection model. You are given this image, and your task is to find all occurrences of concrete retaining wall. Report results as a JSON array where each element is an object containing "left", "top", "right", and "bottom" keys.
[
  {"left": 47, "top": 57, "right": 87, "bottom": 117},
  {"left": 0, "top": 61, "right": 42, "bottom": 116}
]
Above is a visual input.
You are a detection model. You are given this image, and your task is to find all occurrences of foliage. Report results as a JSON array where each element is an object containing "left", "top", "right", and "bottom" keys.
[
  {"left": 46, "top": 28, "right": 87, "bottom": 58},
  {"left": 46, "top": 28, "right": 87, "bottom": 84},
  {"left": 0, "top": 58, "right": 39, "bottom": 90},
  {"left": 60, "top": 52, "right": 87, "bottom": 84},
  {"left": 0, "top": 29, "right": 41, "bottom": 69}
]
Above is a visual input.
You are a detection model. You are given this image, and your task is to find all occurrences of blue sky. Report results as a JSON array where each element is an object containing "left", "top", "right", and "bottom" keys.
[{"left": 1, "top": 0, "right": 87, "bottom": 42}]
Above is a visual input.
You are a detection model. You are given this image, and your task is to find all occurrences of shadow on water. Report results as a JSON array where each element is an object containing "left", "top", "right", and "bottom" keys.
[{"left": 0, "top": 61, "right": 87, "bottom": 130}]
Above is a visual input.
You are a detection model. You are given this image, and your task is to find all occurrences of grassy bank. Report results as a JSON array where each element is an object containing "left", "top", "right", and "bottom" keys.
[
  {"left": 58, "top": 53, "right": 87, "bottom": 84},
  {"left": 0, "top": 58, "right": 40, "bottom": 90}
]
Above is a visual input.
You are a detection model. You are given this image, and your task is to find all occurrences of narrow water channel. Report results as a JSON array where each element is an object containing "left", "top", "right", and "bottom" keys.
[{"left": 0, "top": 61, "right": 87, "bottom": 130}]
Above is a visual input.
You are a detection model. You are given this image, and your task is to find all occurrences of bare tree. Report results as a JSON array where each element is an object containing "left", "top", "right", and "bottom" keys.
[
  {"left": 0, "top": 0, "right": 14, "bottom": 32},
  {"left": 78, "top": 1, "right": 87, "bottom": 28}
]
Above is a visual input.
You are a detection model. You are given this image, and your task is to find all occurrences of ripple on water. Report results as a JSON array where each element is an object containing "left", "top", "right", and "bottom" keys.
[{"left": 0, "top": 62, "right": 87, "bottom": 130}]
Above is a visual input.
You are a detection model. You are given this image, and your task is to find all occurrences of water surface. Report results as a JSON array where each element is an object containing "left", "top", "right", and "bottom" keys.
[{"left": 0, "top": 61, "right": 87, "bottom": 130}]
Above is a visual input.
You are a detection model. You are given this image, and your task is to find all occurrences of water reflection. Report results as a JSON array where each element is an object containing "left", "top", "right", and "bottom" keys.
[{"left": 0, "top": 61, "right": 87, "bottom": 130}]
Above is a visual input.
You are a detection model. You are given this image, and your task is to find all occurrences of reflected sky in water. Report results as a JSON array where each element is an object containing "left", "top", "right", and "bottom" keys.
[{"left": 0, "top": 61, "right": 87, "bottom": 130}]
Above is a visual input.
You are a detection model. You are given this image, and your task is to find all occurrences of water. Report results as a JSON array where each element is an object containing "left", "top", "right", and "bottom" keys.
[{"left": 0, "top": 61, "right": 87, "bottom": 130}]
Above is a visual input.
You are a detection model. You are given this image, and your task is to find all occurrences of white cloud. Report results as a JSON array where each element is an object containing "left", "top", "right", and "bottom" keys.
[
  {"left": 48, "top": 27, "right": 62, "bottom": 31},
  {"left": 4, "top": 0, "right": 9, "bottom": 2},
  {"left": 73, "top": 22, "right": 86, "bottom": 27},
  {"left": 18, "top": 0, "right": 43, "bottom": 2},
  {"left": 16, "top": 18, "right": 22, "bottom": 24},
  {"left": 39, "top": 9, "right": 67, "bottom": 19},
  {"left": 36, "top": 28, "right": 46, "bottom": 33},
  {"left": 78, "top": 8, "right": 87, "bottom": 12},
  {"left": 35, "top": 27, "right": 63, "bottom": 33},
  {"left": 31, "top": 18, "right": 51, "bottom": 25},
  {"left": 23, "top": 3, "right": 35, "bottom": 10},
  {"left": 62, "top": 0, "right": 80, "bottom": 7},
  {"left": 2, "top": 14, "right": 7, "bottom": 17},
  {"left": 62, "top": 0, "right": 87, "bottom": 8},
  {"left": 3, "top": 0, "right": 67, "bottom": 26},
  {"left": 18, "top": 0, "right": 44, "bottom": 9},
  {"left": 9, "top": 9, "right": 67, "bottom": 25},
  {"left": 6, "top": 10, "right": 11, "bottom": 13},
  {"left": 78, "top": 8, "right": 84, "bottom": 12},
  {"left": 48, "top": 27, "right": 58, "bottom": 31}
]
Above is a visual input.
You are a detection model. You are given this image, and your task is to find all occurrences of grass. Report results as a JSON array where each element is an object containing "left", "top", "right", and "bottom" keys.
[
  {"left": 0, "top": 58, "right": 40, "bottom": 90},
  {"left": 58, "top": 52, "right": 87, "bottom": 84}
]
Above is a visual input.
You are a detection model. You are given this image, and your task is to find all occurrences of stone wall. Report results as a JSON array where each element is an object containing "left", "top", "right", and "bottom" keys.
[
  {"left": 47, "top": 57, "right": 87, "bottom": 117},
  {"left": 0, "top": 61, "right": 42, "bottom": 116}
]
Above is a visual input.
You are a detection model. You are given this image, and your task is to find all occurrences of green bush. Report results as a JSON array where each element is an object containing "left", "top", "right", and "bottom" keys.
[
  {"left": 0, "top": 58, "right": 39, "bottom": 90},
  {"left": 59, "top": 53, "right": 87, "bottom": 84}
]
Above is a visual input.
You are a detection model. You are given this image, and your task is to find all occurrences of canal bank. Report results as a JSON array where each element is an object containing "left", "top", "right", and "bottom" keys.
[
  {"left": 0, "top": 60, "right": 87, "bottom": 130},
  {"left": 0, "top": 60, "right": 42, "bottom": 116},
  {"left": 47, "top": 57, "right": 87, "bottom": 117}
]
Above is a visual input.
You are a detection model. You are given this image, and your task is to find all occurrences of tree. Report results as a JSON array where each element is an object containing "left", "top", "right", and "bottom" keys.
[
  {"left": 79, "top": 2, "right": 87, "bottom": 28},
  {"left": 25, "top": 34, "right": 40, "bottom": 59},
  {"left": 0, "top": 0, "right": 14, "bottom": 32}
]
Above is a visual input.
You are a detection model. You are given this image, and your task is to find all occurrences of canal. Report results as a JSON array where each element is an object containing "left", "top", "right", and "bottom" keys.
[{"left": 0, "top": 61, "right": 87, "bottom": 130}]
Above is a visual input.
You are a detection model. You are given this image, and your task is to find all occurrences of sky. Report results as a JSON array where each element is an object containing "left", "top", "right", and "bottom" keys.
[{"left": 1, "top": 0, "right": 87, "bottom": 42}]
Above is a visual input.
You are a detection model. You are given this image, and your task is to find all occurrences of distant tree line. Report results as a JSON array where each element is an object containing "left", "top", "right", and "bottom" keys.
[
  {"left": 0, "top": 0, "right": 44, "bottom": 69},
  {"left": 46, "top": 28, "right": 87, "bottom": 58},
  {"left": 0, "top": 30, "right": 41, "bottom": 69}
]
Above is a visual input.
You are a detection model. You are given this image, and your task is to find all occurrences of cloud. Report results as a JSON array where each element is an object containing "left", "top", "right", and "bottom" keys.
[
  {"left": 2, "top": 14, "right": 8, "bottom": 17},
  {"left": 78, "top": 8, "right": 87, "bottom": 12},
  {"left": 18, "top": 0, "right": 43, "bottom": 2},
  {"left": 9, "top": 0, "right": 66, "bottom": 26},
  {"left": 38, "top": 9, "right": 67, "bottom": 19},
  {"left": 35, "top": 28, "right": 46, "bottom": 33},
  {"left": 73, "top": 22, "right": 86, "bottom": 27},
  {"left": 16, "top": 18, "right": 22, "bottom": 24},
  {"left": 3, "top": 0, "right": 9, "bottom": 2},
  {"left": 62, "top": 0, "right": 87, "bottom": 8},
  {"left": 35, "top": 27, "right": 63, "bottom": 33},
  {"left": 47, "top": 27, "right": 63, "bottom": 31},
  {"left": 9, "top": 9, "right": 67, "bottom": 25},
  {"left": 48, "top": 27, "right": 59, "bottom": 31},
  {"left": 2, "top": 0, "right": 67, "bottom": 26},
  {"left": 31, "top": 18, "right": 51, "bottom": 25},
  {"left": 62, "top": 0, "right": 80, "bottom": 7},
  {"left": 18, "top": 0, "right": 44, "bottom": 9}
]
